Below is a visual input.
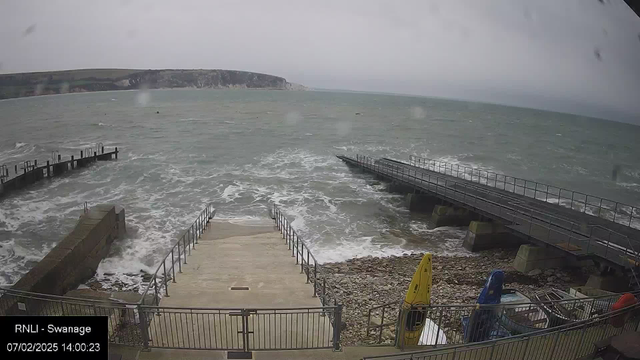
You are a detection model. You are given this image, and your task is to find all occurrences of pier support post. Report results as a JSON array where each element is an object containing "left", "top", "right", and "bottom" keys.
[
  {"left": 513, "top": 245, "right": 565, "bottom": 273},
  {"left": 463, "top": 221, "right": 520, "bottom": 251},
  {"left": 387, "top": 181, "right": 414, "bottom": 194},
  {"left": 584, "top": 275, "right": 628, "bottom": 293},
  {"left": 429, "top": 205, "right": 476, "bottom": 228},
  {"left": 405, "top": 193, "right": 438, "bottom": 213}
]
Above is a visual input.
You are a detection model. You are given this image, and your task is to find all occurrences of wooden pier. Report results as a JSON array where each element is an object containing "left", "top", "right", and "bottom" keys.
[{"left": 0, "top": 146, "right": 119, "bottom": 199}]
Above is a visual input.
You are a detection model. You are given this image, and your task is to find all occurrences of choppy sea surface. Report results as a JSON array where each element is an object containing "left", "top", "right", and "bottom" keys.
[{"left": 1, "top": 89, "right": 639, "bottom": 288}]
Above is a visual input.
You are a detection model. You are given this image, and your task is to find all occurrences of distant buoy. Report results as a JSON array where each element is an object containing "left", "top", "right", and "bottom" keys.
[{"left": 156, "top": 111, "right": 160, "bottom": 114}]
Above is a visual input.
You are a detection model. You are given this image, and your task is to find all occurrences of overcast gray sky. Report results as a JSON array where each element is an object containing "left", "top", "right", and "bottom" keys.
[{"left": 1, "top": 0, "right": 639, "bottom": 122}]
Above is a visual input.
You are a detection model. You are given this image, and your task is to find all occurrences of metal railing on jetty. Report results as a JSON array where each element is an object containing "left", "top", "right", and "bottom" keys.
[
  {"left": 345, "top": 155, "right": 640, "bottom": 274},
  {"left": 408, "top": 155, "right": 640, "bottom": 230},
  {"left": 270, "top": 203, "right": 341, "bottom": 312},
  {"left": 138, "top": 203, "right": 216, "bottom": 306},
  {"left": 363, "top": 302, "right": 640, "bottom": 360}
]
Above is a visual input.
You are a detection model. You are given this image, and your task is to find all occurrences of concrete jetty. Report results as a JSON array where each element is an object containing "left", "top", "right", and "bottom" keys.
[
  {"left": 337, "top": 154, "right": 640, "bottom": 292},
  {"left": 145, "top": 219, "right": 335, "bottom": 353},
  {"left": 158, "top": 220, "right": 322, "bottom": 308}
]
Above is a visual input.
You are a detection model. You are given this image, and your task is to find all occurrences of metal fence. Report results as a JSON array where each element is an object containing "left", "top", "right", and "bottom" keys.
[
  {"left": 363, "top": 302, "right": 640, "bottom": 360},
  {"left": 408, "top": 155, "right": 640, "bottom": 230},
  {"left": 140, "top": 305, "right": 340, "bottom": 351},
  {"left": 0, "top": 288, "right": 342, "bottom": 351},
  {"left": 367, "top": 291, "right": 637, "bottom": 349},
  {"left": 271, "top": 203, "right": 341, "bottom": 312},
  {"left": 347, "top": 155, "right": 640, "bottom": 272},
  {"left": 138, "top": 203, "right": 216, "bottom": 306}
]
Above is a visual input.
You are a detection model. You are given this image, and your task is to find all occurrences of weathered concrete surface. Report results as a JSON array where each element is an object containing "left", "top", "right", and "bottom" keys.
[
  {"left": 513, "top": 244, "right": 566, "bottom": 273},
  {"left": 147, "top": 220, "right": 331, "bottom": 350},
  {"left": 3, "top": 204, "right": 125, "bottom": 314},
  {"left": 405, "top": 193, "right": 438, "bottom": 213},
  {"left": 429, "top": 205, "right": 476, "bottom": 228},
  {"left": 159, "top": 220, "right": 322, "bottom": 308},
  {"left": 463, "top": 221, "right": 522, "bottom": 252},
  {"left": 585, "top": 274, "right": 629, "bottom": 292}
]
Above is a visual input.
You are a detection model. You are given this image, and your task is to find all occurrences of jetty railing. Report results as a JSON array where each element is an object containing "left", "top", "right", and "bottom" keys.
[
  {"left": 0, "top": 287, "right": 342, "bottom": 351},
  {"left": 408, "top": 155, "right": 640, "bottom": 230},
  {"left": 363, "top": 302, "right": 640, "bottom": 360},
  {"left": 367, "top": 290, "right": 637, "bottom": 349},
  {"left": 138, "top": 203, "right": 216, "bottom": 306},
  {"left": 138, "top": 305, "right": 341, "bottom": 351},
  {"left": 348, "top": 155, "right": 640, "bottom": 270},
  {"left": 270, "top": 204, "right": 341, "bottom": 311}
]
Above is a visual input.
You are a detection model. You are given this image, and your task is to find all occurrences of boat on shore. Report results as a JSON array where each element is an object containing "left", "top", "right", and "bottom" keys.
[
  {"left": 499, "top": 289, "right": 549, "bottom": 334},
  {"left": 534, "top": 288, "right": 583, "bottom": 326},
  {"left": 463, "top": 270, "right": 512, "bottom": 342}
]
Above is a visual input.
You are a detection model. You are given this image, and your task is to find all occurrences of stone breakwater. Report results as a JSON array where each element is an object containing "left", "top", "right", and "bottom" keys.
[{"left": 322, "top": 249, "right": 594, "bottom": 346}]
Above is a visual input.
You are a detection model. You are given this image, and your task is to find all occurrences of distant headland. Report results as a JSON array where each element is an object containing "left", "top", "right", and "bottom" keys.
[{"left": 0, "top": 68, "right": 308, "bottom": 99}]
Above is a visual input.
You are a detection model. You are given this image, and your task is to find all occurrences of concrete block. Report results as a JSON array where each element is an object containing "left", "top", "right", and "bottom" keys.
[
  {"left": 463, "top": 221, "right": 519, "bottom": 252},
  {"left": 513, "top": 244, "right": 567, "bottom": 273},
  {"left": 388, "top": 181, "right": 414, "bottom": 194},
  {"left": 429, "top": 205, "right": 476, "bottom": 228},
  {"left": 585, "top": 275, "right": 629, "bottom": 293},
  {"left": 405, "top": 193, "right": 438, "bottom": 213}
]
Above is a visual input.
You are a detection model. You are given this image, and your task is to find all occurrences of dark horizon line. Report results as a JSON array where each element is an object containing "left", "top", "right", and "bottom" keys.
[{"left": 311, "top": 87, "right": 639, "bottom": 127}]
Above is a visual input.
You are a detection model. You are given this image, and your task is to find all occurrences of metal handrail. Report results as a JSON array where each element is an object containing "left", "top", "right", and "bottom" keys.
[
  {"left": 138, "top": 203, "right": 216, "bottom": 305},
  {"left": 383, "top": 157, "right": 640, "bottom": 254},
  {"left": 408, "top": 155, "right": 640, "bottom": 229},
  {"left": 349, "top": 155, "right": 640, "bottom": 266},
  {"left": 363, "top": 301, "right": 640, "bottom": 359},
  {"left": 367, "top": 290, "right": 640, "bottom": 346},
  {"left": 271, "top": 204, "right": 341, "bottom": 311},
  {"left": 383, "top": 156, "right": 640, "bottom": 285}
]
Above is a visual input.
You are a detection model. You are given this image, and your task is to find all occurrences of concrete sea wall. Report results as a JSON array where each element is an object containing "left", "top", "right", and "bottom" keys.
[{"left": 1, "top": 204, "right": 125, "bottom": 314}]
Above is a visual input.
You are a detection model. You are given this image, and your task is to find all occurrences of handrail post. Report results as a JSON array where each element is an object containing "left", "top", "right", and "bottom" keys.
[
  {"left": 195, "top": 219, "right": 199, "bottom": 245},
  {"left": 138, "top": 306, "right": 150, "bottom": 350},
  {"left": 306, "top": 252, "right": 310, "bottom": 283},
  {"left": 183, "top": 235, "right": 188, "bottom": 264},
  {"left": 333, "top": 304, "right": 342, "bottom": 351},
  {"left": 153, "top": 276, "right": 159, "bottom": 306},
  {"left": 171, "top": 250, "right": 176, "bottom": 282},
  {"left": 296, "top": 237, "right": 299, "bottom": 264},
  {"left": 177, "top": 242, "right": 182, "bottom": 273},
  {"left": 163, "top": 261, "right": 169, "bottom": 297},
  {"left": 300, "top": 243, "right": 304, "bottom": 274},
  {"left": 313, "top": 263, "right": 318, "bottom": 297}
]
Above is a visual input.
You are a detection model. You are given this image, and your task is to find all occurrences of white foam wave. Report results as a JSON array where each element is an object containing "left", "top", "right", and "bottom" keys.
[
  {"left": 15, "top": 142, "right": 27, "bottom": 149},
  {"left": 0, "top": 239, "right": 57, "bottom": 285},
  {"left": 314, "top": 236, "right": 410, "bottom": 263},
  {"left": 617, "top": 182, "right": 640, "bottom": 192}
]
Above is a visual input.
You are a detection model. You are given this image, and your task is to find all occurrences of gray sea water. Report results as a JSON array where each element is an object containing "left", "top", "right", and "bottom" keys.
[{"left": 1, "top": 89, "right": 639, "bottom": 288}]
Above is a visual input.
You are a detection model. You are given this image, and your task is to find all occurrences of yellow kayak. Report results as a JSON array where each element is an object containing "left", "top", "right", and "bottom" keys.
[{"left": 400, "top": 253, "right": 432, "bottom": 346}]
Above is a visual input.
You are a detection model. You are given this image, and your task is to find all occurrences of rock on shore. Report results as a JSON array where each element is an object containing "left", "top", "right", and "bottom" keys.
[{"left": 321, "top": 248, "right": 594, "bottom": 346}]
